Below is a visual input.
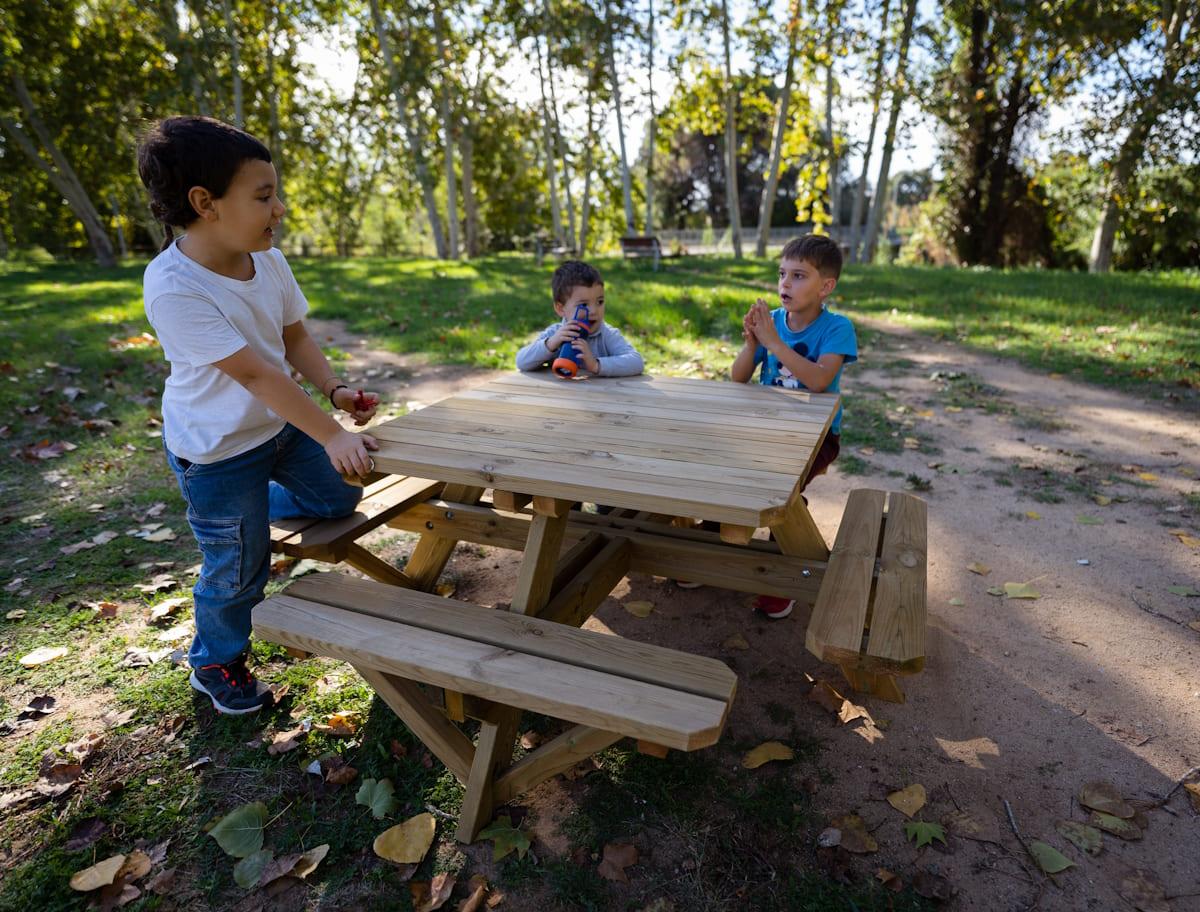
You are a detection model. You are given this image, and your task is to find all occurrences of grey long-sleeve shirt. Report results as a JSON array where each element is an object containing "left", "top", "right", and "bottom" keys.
[{"left": 515, "top": 322, "right": 645, "bottom": 377}]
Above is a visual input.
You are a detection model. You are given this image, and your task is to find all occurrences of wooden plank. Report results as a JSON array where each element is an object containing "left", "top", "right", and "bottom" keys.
[
  {"left": 864, "top": 492, "right": 927, "bottom": 671},
  {"left": 540, "top": 538, "right": 632, "bottom": 628},
  {"left": 444, "top": 688, "right": 466, "bottom": 723},
  {"left": 492, "top": 726, "right": 624, "bottom": 806},
  {"left": 805, "top": 490, "right": 886, "bottom": 664},
  {"left": 532, "top": 496, "right": 572, "bottom": 518},
  {"left": 253, "top": 596, "right": 732, "bottom": 750},
  {"left": 403, "top": 484, "right": 485, "bottom": 589},
  {"left": 276, "top": 576, "right": 739, "bottom": 703},
  {"left": 342, "top": 543, "right": 417, "bottom": 588},
  {"left": 457, "top": 712, "right": 518, "bottom": 842},
  {"left": 769, "top": 497, "right": 831, "bottom": 560},
  {"left": 512, "top": 509, "right": 570, "bottom": 616},
  {"left": 719, "top": 524, "right": 756, "bottom": 545},
  {"left": 351, "top": 664, "right": 474, "bottom": 784},
  {"left": 385, "top": 501, "right": 826, "bottom": 600},
  {"left": 491, "top": 490, "right": 531, "bottom": 512},
  {"left": 369, "top": 442, "right": 783, "bottom": 527}
]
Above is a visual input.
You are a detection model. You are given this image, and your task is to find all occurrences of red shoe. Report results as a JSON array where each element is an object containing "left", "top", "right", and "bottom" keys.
[{"left": 752, "top": 595, "right": 794, "bottom": 619}]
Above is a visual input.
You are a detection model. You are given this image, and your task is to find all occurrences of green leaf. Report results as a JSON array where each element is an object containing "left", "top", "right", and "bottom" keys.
[
  {"left": 477, "top": 814, "right": 531, "bottom": 861},
  {"left": 1055, "top": 820, "right": 1102, "bottom": 856},
  {"left": 1167, "top": 586, "right": 1200, "bottom": 597},
  {"left": 1004, "top": 582, "right": 1041, "bottom": 599},
  {"left": 1028, "top": 840, "right": 1074, "bottom": 874},
  {"left": 355, "top": 778, "right": 399, "bottom": 819},
  {"left": 233, "top": 849, "right": 274, "bottom": 889},
  {"left": 986, "top": 586, "right": 1005, "bottom": 597},
  {"left": 1090, "top": 812, "right": 1142, "bottom": 840},
  {"left": 1075, "top": 514, "right": 1103, "bottom": 525},
  {"left": 209, "top": 802, "right": 268, "bottom": 858},
  {"left": 903, "top": 820, "right": 946, "bottom": 849}
]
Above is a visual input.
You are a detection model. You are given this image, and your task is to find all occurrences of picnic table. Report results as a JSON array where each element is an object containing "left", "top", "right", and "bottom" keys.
[{"left": 255, "top": 372, "right": 927, "bottom": 841}]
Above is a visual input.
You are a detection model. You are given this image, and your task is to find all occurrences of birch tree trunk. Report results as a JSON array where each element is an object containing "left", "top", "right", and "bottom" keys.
[
  {"left": 606, "top": 0, "right": 636, "bottom": 236},
  {"left": 755, "top": 0, "right": 799, "bottom": 258},
  {"left": 719, "top": 0, "right": 743, "bottom": 257},
  {"left": 644, "top": 0, "right": 657, "bottom": 235},
  {"left": 1, "top": 74, "right": 115, "bottom": 266},
  {"left": 849, "top": 0, "right": 891, "bottom": 263},
  {"left": 861, "top": 0, "right": 916, "bottom": 263},
  {"left": 434, "top": 6, "right": 460, "bottom": 258},
  {"left": 824, "top": 26, "right": 840, "bottom": 235},
  {"left": 221, "top": 0, "right": 244, "bottom": 127},
  {"left": 368, "top": 0, "right": 447, "bottom": 258},
  {"left": 460, "top": 124, "right": 480, "bottom": 257},
  {"left": 534, "top": 35, "right": 564, "bottom": 245},
  {"left": 1088, "top": 4, "right": 1193, "bottom": 273},
  {"left": 544, "top": 10, "right": 577, "bottom": 250},
  {"left": 580, "top": 80, "right": 595, "bottom": 253}
]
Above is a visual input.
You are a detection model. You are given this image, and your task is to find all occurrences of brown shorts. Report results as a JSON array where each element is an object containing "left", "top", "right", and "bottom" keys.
[{"left": 800, "top": 433, "right": 840, "bottom": 491}]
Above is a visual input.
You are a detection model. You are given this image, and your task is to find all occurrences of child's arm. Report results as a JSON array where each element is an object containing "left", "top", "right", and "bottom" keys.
[
  {"left": 730, "top": 306, "right": 761, "bottom": 383},
  {"left": 282, "top": 320, "right": 378, "bottom": 425},
  {"left": 516, "top": 324, "right": 579, "bottom": 371},
  {"left": 590, "top": 327, "right": 644, "bottom": 376},
  {"left": 212, "top": 345, "right": 376, "bottom": 476}
]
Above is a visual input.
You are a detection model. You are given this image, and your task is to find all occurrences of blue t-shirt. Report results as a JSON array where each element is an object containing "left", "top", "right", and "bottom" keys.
[{"left": 752, "top": 307, "right": 858, "bottom": 434}]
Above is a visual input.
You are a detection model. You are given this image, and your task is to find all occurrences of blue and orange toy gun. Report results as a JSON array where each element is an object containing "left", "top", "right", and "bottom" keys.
[{"left": 551, "top": 303, "right": 592, "bottom": 378}]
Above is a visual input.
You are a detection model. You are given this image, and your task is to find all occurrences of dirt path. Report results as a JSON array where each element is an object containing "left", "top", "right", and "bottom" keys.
[{"left": 322, "top": 316, "right": 1200, "bottom": 910}]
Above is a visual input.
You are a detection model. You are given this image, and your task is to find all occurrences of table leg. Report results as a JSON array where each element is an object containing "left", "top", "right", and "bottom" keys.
[
  {"left": 511, "top": 497, "right": 573, "bottom": 616},
  {"left": 768, "top": 496, "right": 830, "bottom": 562},
  {"left": 404, "top": 484, "right": 485, "bottom": 590},
  {"left": 456, "top": 709, "right": 522, "bottom": 842}
]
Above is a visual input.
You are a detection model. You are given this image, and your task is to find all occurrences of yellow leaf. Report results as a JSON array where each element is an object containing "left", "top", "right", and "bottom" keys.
[
  {"left": 945, "top": 405, "right": 963, "bottom": 413},
  {"left": 831, "top": 815, "right": 878, "bottom": 853},
  {"left": 623, "top": 600, "right": 654, "bottom": 618},
  {"left": 1172, "top": 533, "right": 1200, "bottom": 549},
  {"left": 1004, "top": 582, "right": 1041, "bottom": 599},
  {"left": 1092, "top": 494, "right": 1112, "bottom": 506},
  {"left": 1025, "top": 511, "right": 1041, "bottom": 520},
  {"left": 373, "top": 813, "right": 437, "bottom": 864},
  {"left": 19, "top": 646, "right": 68, "bottom": 667},
  {"left": 965, "top": 561, "right": 991, "bottom": 576},
  {"left": 1138, "top": 472, "right": 1158, "bottom": 482},
  {"left": 70, "top": 854, "right": 126, "bottom": 891},
  {"left": 887, "top": 784, "right": 927, "bottom": 818},
  {"left": 741, "top": 741, "right": 794, "bottom": 769},
  {"left": 838, "top": 700, "right": 872, "bottom": 725},
  {"left": 1184, "top": 783, "right": 1200, "bottom": 813},
  {"left": 721, "top": 632, "right": 750, "bottom": 650}
]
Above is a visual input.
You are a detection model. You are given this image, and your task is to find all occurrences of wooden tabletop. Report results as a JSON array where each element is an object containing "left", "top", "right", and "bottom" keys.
[{"left": 369, "top": 372, "right": 839, "bottom": 526}]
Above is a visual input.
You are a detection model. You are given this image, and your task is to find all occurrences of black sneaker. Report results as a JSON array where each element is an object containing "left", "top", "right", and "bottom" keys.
[{"left": 189, "top": 655, "right": 274, "bottom": 715}]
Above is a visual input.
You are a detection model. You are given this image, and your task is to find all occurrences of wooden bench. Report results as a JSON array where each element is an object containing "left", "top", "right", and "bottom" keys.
[
  {"left": 619, "top": 235, "right": 663, "bottom": 270},
  {"left": 269, "top": 474, "right": 443, "bottom": 586},
  {"left": 805, "top": 489, "right": 927, "bottom": 703},
  {"left": 252, "top": 572, "right": 737, "bottom": 841}
]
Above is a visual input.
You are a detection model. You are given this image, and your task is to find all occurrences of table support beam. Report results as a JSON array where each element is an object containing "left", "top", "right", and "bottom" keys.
[
  {"left": 404, "top": 484, "right": 485, "bottom": 590},
  {"left": 493, "top": 726, "right": 624, "bottom": 806},
  {"left": 511, "top": 499, "right": 572, "bottom": 616}
]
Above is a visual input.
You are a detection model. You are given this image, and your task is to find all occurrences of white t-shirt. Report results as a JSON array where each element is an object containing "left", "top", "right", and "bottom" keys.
[{"left": 143, "top": 240, "right": 309, "bottom": 464}]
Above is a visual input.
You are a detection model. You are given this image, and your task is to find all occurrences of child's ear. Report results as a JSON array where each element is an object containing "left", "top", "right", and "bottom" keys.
[
  {"left": 187, "top": 185, "right": 217, "bottom": 222},
  {"left": 821, "top": 276, "right": 838, "bottom": 297},
  {"left": 553, "top": 300, "right": 567, "bottom": 318}
]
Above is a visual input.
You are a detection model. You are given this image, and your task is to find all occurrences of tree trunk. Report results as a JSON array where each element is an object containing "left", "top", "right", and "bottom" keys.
[
  {"left": 368, "top": 0, "right": 446, "bottom": 258},
  {"left": 221, "top": 0, "right": 244, "bottom": 127},
  {"left": 824, "top": 26, "right": 840, "bottom": 235},
  {"left": 849, "top": 0, "right": 891, "bottom": 263},
  {"left": 534, "top": 35, "right": 564, "bottom": 246},
  {"left": 580, "top": 80, "right": 595, "bottom": 254},
  {"left": 544, "top": 9, "right": 577, "bottom": 250},
  {"left": 156, "top": 0, "right": 207, "bottom": 114},
  {"left": 606, "top": 0, "right": 636, "bottom": 237},
  {"left": 755, "top": 0, "right": 800, "bottom": 257},
  {"left": 977, "top": 63, "right": 1027, "bottom": 264},
  {"left": 861, "top": 0, "right": 916, "bottom": 264},
  {"left": 266, "top": 2, "right": 285, "bottom": 244},
  {"left": 460, "top": 124, "right": 480, "bottom": 257},
  {"left": 644, "top": 0, "right": 657, "bottom": 235},
  {"left": 109, "top": 195, "right": 128, "bottom": 258},
  {"left": 1, "top": 74, "right": 115, "bottom": 266},
  {"left": 719, "top": 0, "right": 743, "bottom": 257},
  {"left": 1089, "top": 5, "right": 1190, "bottom": 273},
  {"left": 434, "top": 6, "right": 460, "bottom": 258}
]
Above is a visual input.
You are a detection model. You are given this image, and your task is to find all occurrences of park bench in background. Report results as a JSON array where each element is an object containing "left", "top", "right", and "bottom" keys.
[
  {"left": 252, "top": 571, "right": 737, "bottom": 841},
  {"left": 619, "top": 235, "right": 664, "bottom": 269},
  {"left": 805, "top": 489, "right": 927, "bottom": 703}
]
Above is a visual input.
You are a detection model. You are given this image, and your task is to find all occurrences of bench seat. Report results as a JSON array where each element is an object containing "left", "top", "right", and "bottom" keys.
[{"left": 805, "top": 489, "right": 927, "bottom": 703}]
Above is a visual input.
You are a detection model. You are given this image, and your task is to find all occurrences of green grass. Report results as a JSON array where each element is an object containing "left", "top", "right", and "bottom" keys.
[{"left": 0, "top": 254, "right": 1194, "bottom": 910}]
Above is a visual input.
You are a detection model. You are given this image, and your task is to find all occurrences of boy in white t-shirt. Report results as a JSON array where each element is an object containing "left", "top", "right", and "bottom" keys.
[{"left": 138, "top": 116, "right": 380, "bottom": 714}]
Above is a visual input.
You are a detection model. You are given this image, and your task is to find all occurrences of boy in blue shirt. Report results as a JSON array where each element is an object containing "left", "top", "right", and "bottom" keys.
[{"left": 731, "top": 234, "right": 858, "bottom": 618}]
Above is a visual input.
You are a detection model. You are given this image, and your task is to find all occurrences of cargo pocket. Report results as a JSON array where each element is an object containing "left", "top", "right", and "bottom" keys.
[{"left": 189, "top": 516, "right": 243, "bottom": 592}]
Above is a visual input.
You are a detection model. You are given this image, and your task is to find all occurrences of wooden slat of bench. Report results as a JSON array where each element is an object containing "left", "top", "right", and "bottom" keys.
[
  {"left": 271, "top": 474, "right": 403, "bottom": 548},
  {"left": 272, "top": 475, "right": 443, "bottom": 559},
  {"left": 865, "top": 492, "right": 927, "bottom": 671},
  {"left": 804, "top": 489, "right": 886, "bottom": 663},
  {"left": 253, "top": 595, "right": 732, "bottom": 750},
  {"left": 284, "top": 573, "right": 737, "bottom": 703}
]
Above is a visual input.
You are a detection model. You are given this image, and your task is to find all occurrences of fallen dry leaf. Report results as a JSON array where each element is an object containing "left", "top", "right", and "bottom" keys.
[
  {"left": 1090, "top": 811, "right": 1141, "bottom": 840},
  {"left": 256, "top": 843, "right": 330, "bottom": 888},
  {"left": 148, "top": 596, "right": 190, "bottom": 621},
  {"left": 116, "top": 850, "right": 152, "bottom": 882},
  {"left": 741, "top": 741, "right": 794, "bottom": 769},
  {"left": 831, "top": 815, "right": 877, "bottom": 853},
  {"left": 266, "top": 726, "right": 308, "bottom": 756},
  {"left": 1079, "top": 780, "right": 1134, "bottom": 818},
  {"left": 597, "top": 843, "right": 638, "bottom": 883},
  {"left": 965, "top": 561, "right": 991, "bottom": 576},
  {"left": 807, "top": 679, "right": 846, "bottom": 714},
  {"left": 838, "top": 700, "right": 873, "bottom": 726},
  {"left": 1118, "top": 867, "right": 1170, "bottom": 912},
  {"left": 1184, "top": 782, "right": 1200, "bottom": 813},
  {"left": 887, "top": 784, "right": 927, "bottom": 818},
  {"left": 319, "top": 712, "right": 361, "bottom": 737},
  {"left": 19, "top": 645, "right": 69, "bottom": 667},
  {"left": 70, "top": 854, "right": 126, "bottom": 892},
  {"left": 622, "top": 600, "right": 654, "bottom": 618},
  {"left": 412, "top": 872, "right": 457, "bottom": 912},
  {"left": 374, "top": 813, "right": 437, "bottom": 864},
  {"left": 457, "top": 874, "right": 489, "bottom": 912},
  {"left": 875, "top": 868, "right": 904, "bottom": 891},
  {"left": 721, "top": 632, "right": 750, "bottom": 650}
]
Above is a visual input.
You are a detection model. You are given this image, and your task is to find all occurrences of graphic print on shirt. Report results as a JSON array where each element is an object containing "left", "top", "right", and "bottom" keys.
[{"left": 772, "top": 341, "right": 810, "bottom": 390}]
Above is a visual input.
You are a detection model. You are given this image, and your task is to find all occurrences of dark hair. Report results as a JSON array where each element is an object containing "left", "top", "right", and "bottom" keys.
[
  {"left": 780, "top": 234, "right": 843, "bottom": 278},
  {"left": 137, "top": 116, "right": 272, "bottom": 251},
  {"left": 551, "top": 260, "right": 604, "bottom": 304}
]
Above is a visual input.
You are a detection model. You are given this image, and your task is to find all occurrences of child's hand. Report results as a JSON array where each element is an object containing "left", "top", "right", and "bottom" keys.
[
  {"left": 571, "top": 337, "right": 600, "bottom": 373},
  {"left": 546, "top": 321, "right": 585, "bottom": 351},
  {"left": 750, "top": 298, "right": 780, "bottom": 347},
  {"left": 325, "top": 429, "right": 378, "bottom": 477},
  {"left": 333, "top": 387, "right": 380, "bottom": 427},
  {"left": 742, "top": 308, "right": 759, "bottom": 346}
]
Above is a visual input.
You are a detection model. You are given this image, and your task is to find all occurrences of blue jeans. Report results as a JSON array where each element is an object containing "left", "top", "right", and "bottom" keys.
[{"left": 165, "top": 424, "right": 362, "bottom": 668}]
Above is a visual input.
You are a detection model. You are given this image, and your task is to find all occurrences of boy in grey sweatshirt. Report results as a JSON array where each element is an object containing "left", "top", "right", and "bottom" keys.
[{"left": 515, "top": 260, "right": 644, "bottom": 376}]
